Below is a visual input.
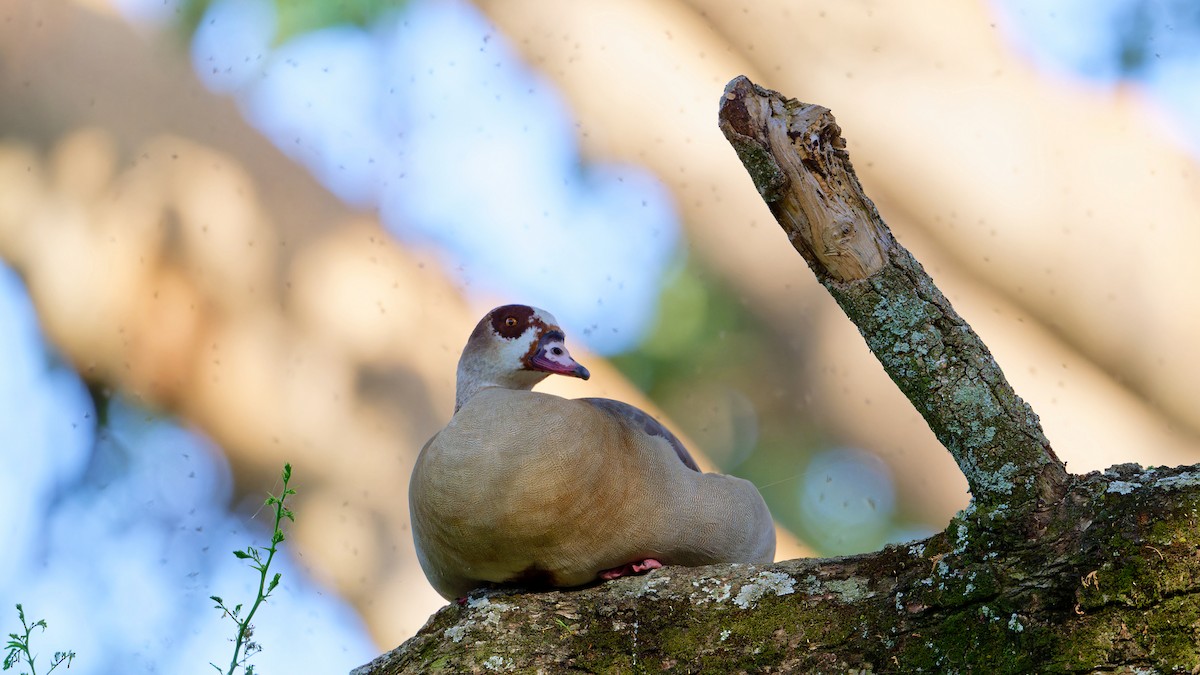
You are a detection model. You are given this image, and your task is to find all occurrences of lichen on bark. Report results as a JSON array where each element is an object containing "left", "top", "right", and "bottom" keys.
[{"left": 717, "top": 76, "right": 1069, "bottom": 523}]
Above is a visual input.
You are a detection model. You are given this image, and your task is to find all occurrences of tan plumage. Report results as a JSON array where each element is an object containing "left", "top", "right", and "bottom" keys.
[{"left": 410, "top": 304, "right": 775, "bottom": 600}]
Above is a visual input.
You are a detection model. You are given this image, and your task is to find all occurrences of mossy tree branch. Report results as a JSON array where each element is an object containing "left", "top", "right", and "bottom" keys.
[
  {"left": 717, "top": 75, "right": 1069, "bottom": 527},
  {"left": 355, "top": 77, "right": 1200, "bottom": 674}
]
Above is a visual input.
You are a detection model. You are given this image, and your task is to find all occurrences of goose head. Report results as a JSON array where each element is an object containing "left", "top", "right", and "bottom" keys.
[{"left": 455, "top": 304, "right": 589, "bottom": 411}]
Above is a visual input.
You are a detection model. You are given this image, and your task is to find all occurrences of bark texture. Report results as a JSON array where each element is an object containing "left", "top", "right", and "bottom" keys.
[
  {"left": 717, "top": 76, "right": 1069, "bottom": 525},
  {"left": 355, "top": 77, "right": 1200, "bottom": 674}
]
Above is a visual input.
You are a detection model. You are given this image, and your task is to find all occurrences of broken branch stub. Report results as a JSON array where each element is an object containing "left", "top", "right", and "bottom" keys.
[
  {"left": 718, "top": 78, "right": 889, "bottom": 283},
  {"left": 719, "top": 75, "right": 1068, "bottom": 525}
]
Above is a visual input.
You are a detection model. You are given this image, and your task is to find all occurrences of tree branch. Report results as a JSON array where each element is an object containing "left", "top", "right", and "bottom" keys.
[
  {"left": 357, "top": 463, "right": 1200, "bottom": 674},
  {"left": 354, "top": 77, "right": 1200, "bottom": 674},
  {"left": 717, "top": 75, "right": 1068, "bottom": 525}
]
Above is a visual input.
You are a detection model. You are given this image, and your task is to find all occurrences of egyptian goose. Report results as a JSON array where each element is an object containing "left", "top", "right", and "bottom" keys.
[{"left": 409, "top": 304, "right": 776, "bottom": 600}]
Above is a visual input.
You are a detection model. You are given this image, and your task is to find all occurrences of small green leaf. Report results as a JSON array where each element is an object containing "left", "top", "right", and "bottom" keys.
[{"left": 232, "top": 549, "right": 252, "bottom": 560}]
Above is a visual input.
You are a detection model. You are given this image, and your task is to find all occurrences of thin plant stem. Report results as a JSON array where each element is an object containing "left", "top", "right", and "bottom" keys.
[{"left": 210, "top": 463, "right": 295, "bottom": 675}]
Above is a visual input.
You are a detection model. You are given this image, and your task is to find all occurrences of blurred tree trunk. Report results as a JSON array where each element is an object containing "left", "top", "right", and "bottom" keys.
[
  {"left": 0, "top": 1, "right": 346, "bottom": 248},
  {"left": 0, "top": 0, "right": 457, "bottom": 643},
  {"left": 0, "top": 3, "right": 806, "bottom": 645},
  {"left": 354, "top": 78, "right": 1200, "bottom": 674}
]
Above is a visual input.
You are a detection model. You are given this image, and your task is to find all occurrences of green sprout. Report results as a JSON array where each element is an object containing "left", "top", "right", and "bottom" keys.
[
  {"left": 3, "top": 604, "right": 76, "bottom": 675},
  {"left": 210, "top": 463, "right": 295, "bottom": 675}
]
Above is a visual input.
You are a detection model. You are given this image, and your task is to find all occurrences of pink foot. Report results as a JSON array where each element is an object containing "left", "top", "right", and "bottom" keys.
[{"left": 599, "top": 559, "right": 663, "bottom": 581}]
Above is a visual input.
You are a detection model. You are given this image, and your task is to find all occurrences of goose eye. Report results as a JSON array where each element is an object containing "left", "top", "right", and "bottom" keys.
[
  {"left": 505, "top": 317, "right": 518, "bottom": 327},
  {"left": 551, "top": 347, "right": 563, "bottom": 356}
]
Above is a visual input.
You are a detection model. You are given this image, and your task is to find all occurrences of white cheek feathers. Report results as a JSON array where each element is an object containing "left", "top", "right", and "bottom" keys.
[{"left": 527, "top": 332, "right": 590, "bottom": 380}]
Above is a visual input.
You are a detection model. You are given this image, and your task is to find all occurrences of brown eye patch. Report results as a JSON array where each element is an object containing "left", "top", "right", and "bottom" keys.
[{"left": 490, "top": 304, "right": 535, "bottom": 339}]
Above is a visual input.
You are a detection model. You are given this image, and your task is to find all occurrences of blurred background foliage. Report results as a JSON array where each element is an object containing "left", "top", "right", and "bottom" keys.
[
  {"left": 179, "top": 0, "right": 400, "bottom": 45},
  {"left": 3, "top": 0, "right": 1200, "bottom": 671}
]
